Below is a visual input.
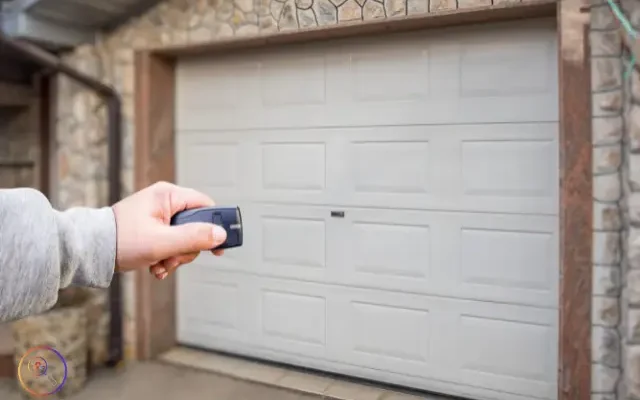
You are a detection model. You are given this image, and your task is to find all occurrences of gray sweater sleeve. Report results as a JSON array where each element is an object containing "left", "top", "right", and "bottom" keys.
[{"left": 0, "top": 188, "right": 116, "bottom": 322}]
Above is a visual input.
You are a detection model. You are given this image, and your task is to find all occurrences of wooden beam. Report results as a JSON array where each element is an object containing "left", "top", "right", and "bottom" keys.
[
  {"left": 557, "top": 0, "right": 592, "bottom": 399},
  {"left": 0, "top": 81, "right": 33, "bottom": 107}
]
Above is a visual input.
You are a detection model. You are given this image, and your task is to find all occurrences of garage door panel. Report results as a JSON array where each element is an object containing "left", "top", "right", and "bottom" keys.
[
  {"left": 176, "top": 20, "right": 558, "bottom": 132},
  {"left": 177, "top": 270, "right": 252, "bottom": 344},
  {"left": 258, "top": 287, "right": 330, "bottom": 357},
  {"left": 178, "top": 272, "right": 556, "bottom": 399},
  {"left": 340, "top": 208, "right": 558, "bottom": 307},
  {"left": 335, "top": 292, "right": 557, "bottom": 398},
  {"left": 176, "top": 134, "right": 244, "bottom": 200},
  {"left": 178, "top": 123, "right": 558, "bottom": 215},
  {"left": 257, "top": 206, "right": 333, "bottom": 279},
  {"left": 191, "top": 203, "right": 557, "bottom": 307}
]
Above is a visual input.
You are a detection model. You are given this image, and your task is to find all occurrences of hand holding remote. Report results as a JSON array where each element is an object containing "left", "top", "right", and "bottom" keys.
[{"left": 112, "top": 181, "right": 227, "bottom": 280}]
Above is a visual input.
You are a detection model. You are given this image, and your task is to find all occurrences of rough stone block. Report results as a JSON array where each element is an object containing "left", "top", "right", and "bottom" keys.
[
  {"left": 632, "top": 71, "right": 640, "bottom": 103},
  {"left": 591, "top": 5, "right": 616, "bottom": 30},
  {"left": 407, "top": 0, "right": 428, "bottom": 14},
  {"left": 594, "top": 145, "right": 622, "bottom": 175},
  {"left": 457, "top": 0, "right": 491, "bottom": 8},
  {"left": 592, "top": 57, "right": 622, "bottom": 92},
  {"left": 630, "top": 194, "right": 640, "bottom": 226},
  {"left": 594, "top": 201, "right": 622, "bottom": 231},
  {"left": 188, "top": 27, "right": 214, "bottom": 42},
  {"left": 622, "top": 0, "right": 640, "bottom": 26},
  {"left": 594, "top": 173, "right": 622, "bottom": 202},
  {"left": 113, "top": 48, "right": 134, "bottom": 65},
  {"left": 626, "top": 346, "right": 640, "bottom": 399},
  {"left": 363, "top": 0, "right": 385, "bottom": 19},
  {"left": 629, "top": 106, "right": 640, "bottom": 152},
  {"left": 592, "top": 363, "right": 621, "bottom": 393},
  {"left": 629, "top": 310, "right": 640, "bottom": 344},
  {"left": 429, "top": 0, "right": 455, "bottom": 12},
  {"left": 382, "top": 0, "right": 405, "bottom": 17},
  {"left": 593, "top": 325, "right": 621, "bottom": 367},
  {"left": 593, "top": 231, "right": 622, "bottom": 265},
  {"left": 593, "top": 90, "right": 623, "bottom": 117},
  {"left": 590, "top": 30, "right": 622, "bottom": 57},
  {"left": 593, "top": 265, "right": 621, "bottom": 296},
  {"left": 629, "top": 229, "right": 640, "bottom": 269},
  {"left": 338, "top": 0, "right": 363, "bottom": 22},
  {"left": 630, "top": 270, "right": 640, "bottom": 306},
  {"left": 630, "top": 154, "right": 640, "bottom": 191},
  {"left": 592, "top": 295, "right": 620, "bottom": 328}
]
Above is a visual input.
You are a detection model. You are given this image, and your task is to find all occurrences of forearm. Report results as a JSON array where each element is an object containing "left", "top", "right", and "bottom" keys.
[{"left": 0, "top": 188, "right": 116, "bottom": 322}]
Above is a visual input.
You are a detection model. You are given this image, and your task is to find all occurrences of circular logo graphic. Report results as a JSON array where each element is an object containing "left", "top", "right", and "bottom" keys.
[{"left": 17, "top": 346, "right": 67, "bottom": 397}]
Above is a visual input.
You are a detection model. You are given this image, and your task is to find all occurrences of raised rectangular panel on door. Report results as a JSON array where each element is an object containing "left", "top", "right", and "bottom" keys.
[
  {"left": 177, "top": 266, "right": 253, "bottom": 346},
  {"left": 176, "top": 131, "right": 249, "bottom": 202},
  {"left": 253, "top": 276, "right": 346, "bottom": 360},
  {"left": 458, "top": 124, "right": 559, "bottom": 215},
  {"left": 332, "top": 207, "right": 435, "bottom": 292},
  {"left": 454, "top": 213, "right": 559, "bottom": 308},
  {"left": 248, "top": 129, "right": 345, "bottom": 205},
  {"left": 176, "top": 55, "right": 263, "bottom": 131},
  {"left": 449, "top": 301, "right": 557, "bottom": 400},
  {"left": 253, "top": 204, "right": 337, "bottom": 282}
]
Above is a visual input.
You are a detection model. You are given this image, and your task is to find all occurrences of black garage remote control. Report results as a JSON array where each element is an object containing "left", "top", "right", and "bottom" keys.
[{"left": 170, "top": 206, "right": 243, "bottom": 250}]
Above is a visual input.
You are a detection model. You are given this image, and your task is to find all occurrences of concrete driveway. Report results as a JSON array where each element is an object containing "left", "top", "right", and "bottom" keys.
[
  {"left": 0, "top": 362, "right": 322, "bottom": 400},
  {"left": 0, "top": 362, "right": 434, "bottom": 400}
]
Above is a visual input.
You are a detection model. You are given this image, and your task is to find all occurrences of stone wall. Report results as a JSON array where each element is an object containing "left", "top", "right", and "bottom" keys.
[
  {"left": 622, "top": 1, "right": 640, "bottom": 400},
  {"left": 52, "top": 0, "right": 634, "bottom": 398},
  {"left": 590, "top": 3, "right": 624, "bottom": 399},
  {"left": 0, "top": 107, "right": 39, "bottom": 189}
]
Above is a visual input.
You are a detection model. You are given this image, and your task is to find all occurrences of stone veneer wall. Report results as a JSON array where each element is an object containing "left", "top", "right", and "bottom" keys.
[
  {"left": 0, "top": 107, "right": 40, "bottom": 189},
  {"left": 53, "top": 0, "right": 635, "bottom": 398},
  {"left": 590, "top": 2, "right": 624, "bottom": 398},
  {"left": 621, "top": 1, "right": 640, "bottom": 400}
]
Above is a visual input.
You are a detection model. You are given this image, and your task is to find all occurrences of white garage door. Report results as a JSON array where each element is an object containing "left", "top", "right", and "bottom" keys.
[{"left": 175, "top": 18, "right": 559, "bottom": 400}]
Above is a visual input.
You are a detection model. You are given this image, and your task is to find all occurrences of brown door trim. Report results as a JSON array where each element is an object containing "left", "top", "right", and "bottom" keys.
[{"left": 134, "top": 2, "right": 592, "bottom": 399}]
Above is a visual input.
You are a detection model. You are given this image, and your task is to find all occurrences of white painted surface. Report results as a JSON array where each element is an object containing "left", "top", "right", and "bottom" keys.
[{"left": 175, "top": 18, "right": 560, "bottom": 400}]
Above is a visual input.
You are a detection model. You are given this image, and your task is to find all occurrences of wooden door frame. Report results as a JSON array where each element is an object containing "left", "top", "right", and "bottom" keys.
[{"left": 134, "top": 1, "right": 593, "bottom": 399}]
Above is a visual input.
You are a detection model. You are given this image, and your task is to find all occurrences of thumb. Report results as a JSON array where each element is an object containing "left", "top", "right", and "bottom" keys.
[{"left": 154, "top": 223, "right": 227, "bottom": 260}]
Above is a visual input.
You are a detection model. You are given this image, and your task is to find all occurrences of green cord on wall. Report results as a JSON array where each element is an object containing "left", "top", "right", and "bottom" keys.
[{"left": 606, "top": 0, "right": 637, "bottom": 81}]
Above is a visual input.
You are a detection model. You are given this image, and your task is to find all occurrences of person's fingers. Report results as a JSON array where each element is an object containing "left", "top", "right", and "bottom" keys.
[
  {"left": 150, "top": 252, "right": 199, "bottom": 279},
  {"left": 150, "top": 263, "right": 167, "bottom": 280},
  {"left": 165, "top": 185, "right": 215, "bottom": 215},
  {"left": 212, "top": 249, "right": 224, "bottom": 256},
  {"left": 163, "top": 252, "right": 199, "bottom": 275},
  {"left": 151, "top": 223, "right": 227, "bottom": 262}
]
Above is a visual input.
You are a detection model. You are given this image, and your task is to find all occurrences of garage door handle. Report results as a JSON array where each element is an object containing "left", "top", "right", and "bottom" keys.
[{"left": 331, "top": 211, "right": 345, "bottom": 218}]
